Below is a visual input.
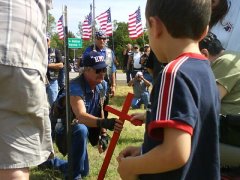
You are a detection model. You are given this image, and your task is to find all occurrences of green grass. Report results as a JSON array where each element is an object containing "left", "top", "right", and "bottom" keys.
[{"left": 30, "top": 85, "right": 146, "bottom": 179}]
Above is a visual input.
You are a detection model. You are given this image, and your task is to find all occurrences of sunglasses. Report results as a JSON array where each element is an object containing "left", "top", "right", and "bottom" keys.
[{"left": 95, "top": 68, "right": 107, "bottom": 74}]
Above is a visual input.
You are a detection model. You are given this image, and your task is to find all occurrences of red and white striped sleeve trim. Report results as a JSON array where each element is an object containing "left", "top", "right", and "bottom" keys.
[{"left": 148, "top": 55, "right": 193, "bottom": 140}]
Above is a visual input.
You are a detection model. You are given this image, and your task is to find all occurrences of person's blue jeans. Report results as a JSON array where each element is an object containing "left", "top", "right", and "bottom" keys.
[
  {"left": 58, "top": 68, "right": 65, "bottom": 89},
  {"left": 126, "top": 70, "right": 132, "bottom": 83},
  {"left": 131, "top": 92, "right": 150, "bottom": 109},
  {"left": 43, "top": 124, "right": 89, "bottom": 180},
  {"left": 46, "top": 79, "right": 59, "bottom": 107}
]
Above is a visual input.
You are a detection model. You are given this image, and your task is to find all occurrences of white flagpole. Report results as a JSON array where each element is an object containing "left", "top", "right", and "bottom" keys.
[
  {"left": 92, "top": 0, "right": 96, "bottom": 50},
  {"left": 112, "top": 19, "right": 118, "bottom": 52}
]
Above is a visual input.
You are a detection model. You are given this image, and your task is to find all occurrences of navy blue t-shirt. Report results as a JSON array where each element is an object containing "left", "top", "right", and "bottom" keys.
[{"left": 140, "top": 53, "right": 220, "bottom": 180}]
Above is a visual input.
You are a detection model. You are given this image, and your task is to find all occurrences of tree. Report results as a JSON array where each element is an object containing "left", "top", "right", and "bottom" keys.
[
  {"left": 47, "top": 13, "right": 56, "bottom": 37},
  {"left": 46, "top": 13, "right": 88, "bottom": 61}
]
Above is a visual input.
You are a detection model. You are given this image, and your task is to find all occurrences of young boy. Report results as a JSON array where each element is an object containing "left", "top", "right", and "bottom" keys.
[{"left": 117, "top": 0, "right": 220, "bottom": 180}]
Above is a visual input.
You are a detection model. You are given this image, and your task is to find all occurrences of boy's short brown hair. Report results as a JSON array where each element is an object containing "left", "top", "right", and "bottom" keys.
[{"left": 145, "top": 0, "right": 211, "bottom": 40}]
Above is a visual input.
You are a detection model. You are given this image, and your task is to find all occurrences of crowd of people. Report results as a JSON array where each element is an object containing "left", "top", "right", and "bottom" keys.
[
  {"left": 123, "top": 43, "right": 154, "bottom": 84},
  {"left": 0, "top": 0, "right": 239, "bottom": 180}
]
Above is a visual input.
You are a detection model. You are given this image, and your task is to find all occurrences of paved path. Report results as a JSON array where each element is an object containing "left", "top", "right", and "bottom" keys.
[{"left": 69, "top": 72, "right": 127, "bottom": 85}]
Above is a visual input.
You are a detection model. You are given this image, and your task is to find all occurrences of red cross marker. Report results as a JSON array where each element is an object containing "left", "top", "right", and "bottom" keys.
[{"left": 97, "top": 92, "right": 143, "bottom": 180}]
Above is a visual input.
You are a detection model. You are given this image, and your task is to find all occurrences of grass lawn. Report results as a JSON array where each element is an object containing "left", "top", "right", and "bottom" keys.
[{"left": 30, "top": 85, "right": 146, "bottom": 180}]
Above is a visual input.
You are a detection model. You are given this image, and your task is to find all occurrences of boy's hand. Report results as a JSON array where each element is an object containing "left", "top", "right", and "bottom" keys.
[
  {"left": 130, "top": 112, "right": 146, "bottom": 124},
  {"left": 117, "top": 146, "right": 141, "bottom": 162},
  {"left": 117, "top": 146, "right": 140, "bottom": 180}
]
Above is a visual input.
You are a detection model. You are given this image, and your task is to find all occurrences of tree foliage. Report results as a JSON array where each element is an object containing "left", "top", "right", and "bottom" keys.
[{"left": 47, "top": 13, "right": 56, "bottom": 37}]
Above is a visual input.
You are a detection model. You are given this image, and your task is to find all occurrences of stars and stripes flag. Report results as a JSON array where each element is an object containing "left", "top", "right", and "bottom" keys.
[
  {"left": 82, "top": 11, "right": 92, "bottom": 40},
  {"left": 96, "top": 8, "right": 113, "bottom": 36},
  {"left": 57, "top": 15, "right": 64, "bottom": 40},
  {"left": 128, "top": 7, "right": 143, "bottom": 40}
]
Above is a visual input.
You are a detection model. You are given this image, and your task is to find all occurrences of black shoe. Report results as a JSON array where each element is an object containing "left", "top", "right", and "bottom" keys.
[{"left": 65, "top": 175, "right": 82, "bottom": 180}]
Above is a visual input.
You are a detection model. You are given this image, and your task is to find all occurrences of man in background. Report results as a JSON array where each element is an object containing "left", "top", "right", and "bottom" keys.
[
  {"left": 128, "top": 71, "right": 151, "bottom": 109},
  {"left": 123, "top": 43, "right": 133, "bottom": 83},
  {"left": 131, "top": 44, "right": 142, "bottom": 77},
  {"left": 83, "top": 31, "right": 117, "bottom": 119},
  {"left": 41, "top": 51, "right": 123, "bottom": 180},
  {"left": 46, "top": 37, "right": 64, "bottom": 106},
  {"left": 58, "top": 53, "right": 65, "bottom": 89},
  {"left": 140, "top": 44, "right": 153, "bottom": 83}
]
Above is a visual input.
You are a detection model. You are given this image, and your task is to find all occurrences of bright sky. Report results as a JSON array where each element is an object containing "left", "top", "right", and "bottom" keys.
[{"left": 49, "top": 0, "right": 147, "bottom": 36}]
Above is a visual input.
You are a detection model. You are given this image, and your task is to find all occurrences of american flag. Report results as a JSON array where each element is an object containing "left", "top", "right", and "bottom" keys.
[
  {"left": 96, "top": 8, "right": 112, "bottom": 36},
  {"left": 128, "top": 7, "right": 143, "bottom": 40},
  {"left": 57, "top": 15, "right": 64, "bottom": 40},
  {"left": 82, "top": 12, "right": 92, "bottom": 40}
]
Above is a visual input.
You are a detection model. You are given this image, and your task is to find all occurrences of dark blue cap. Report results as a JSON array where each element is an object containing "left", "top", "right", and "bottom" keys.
[
  {"left": 83, "top": 51, "right": 107, "bottom": 69},
  {"left": 95, "top": 30, "right": 107, "bottom": 38}
]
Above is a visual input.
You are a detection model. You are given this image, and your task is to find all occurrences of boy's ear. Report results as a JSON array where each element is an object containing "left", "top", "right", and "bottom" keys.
[
  {"left": 200, "top": 48, "right": 209, "bottom": 58},
  {"left": 148, "top": 17, "right": 163, "bottom": 38}
]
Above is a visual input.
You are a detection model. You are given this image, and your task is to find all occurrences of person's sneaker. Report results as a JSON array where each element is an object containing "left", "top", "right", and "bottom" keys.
[{"left": 65, "top": 175, "right": 82, "bottom": 180}]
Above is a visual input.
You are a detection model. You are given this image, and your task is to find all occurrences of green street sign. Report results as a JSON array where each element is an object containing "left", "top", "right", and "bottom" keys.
[{"left": 68, "top": 38, "right": 82, "bottom": 49}]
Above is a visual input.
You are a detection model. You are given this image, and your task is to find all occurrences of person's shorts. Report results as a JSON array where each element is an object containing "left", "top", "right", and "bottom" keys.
[{"left": 0, "top": 65, "right": 53, "bottom": 169}]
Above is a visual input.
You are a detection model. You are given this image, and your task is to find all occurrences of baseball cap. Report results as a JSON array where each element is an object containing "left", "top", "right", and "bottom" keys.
[
  {"left": 144, "top": 44, "right": 150, "bottom": 47},
  {"left": 95, "top": 30, "right": 107, "bottom": 39},
  {"left": 46, "top": 34, "right": 51, "bottom": 40},
  {"left": 136, "top": 71, "right": 143, "bottom": 77},
  {"left": 83, "top": 51, "right": 107, "bottom": 69},
  {"left": 199, "top": 32, "right": 224, "bottom": 53},
  {"left": 134, "top": 44, "right": 139, "bottom": 49}
]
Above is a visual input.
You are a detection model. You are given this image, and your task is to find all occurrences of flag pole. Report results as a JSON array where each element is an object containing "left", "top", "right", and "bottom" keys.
[
  {"left": 142, "top": 31, "right": 145, "bottom": 46},
  {"left": 112, "top": 21, "right": 118, "bottom": 52},
  {"left": 63, "top": 5, "right": 73, "bottom": 180},
  {"left": 112, "top": 33, "right": 114, "bottom": 51},
  {"left": 111, "top": 8, "right": 116, "bottom": 51},
  {"left": 92, "top": 0, "right": 96, "bottom": 50}
]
